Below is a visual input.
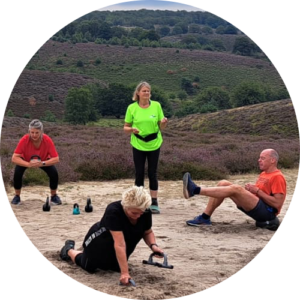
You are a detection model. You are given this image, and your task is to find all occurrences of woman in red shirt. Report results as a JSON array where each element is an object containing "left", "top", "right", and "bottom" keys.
[{"left": 11, "top": 119, "right": 61, "bottom": 205}]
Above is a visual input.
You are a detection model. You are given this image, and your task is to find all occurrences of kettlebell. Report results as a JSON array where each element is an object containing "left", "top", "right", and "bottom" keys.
[
  {"left": 73, "top": 203, "right": 80, "bottom": 215},
  {"left": 43, "top": 196, "right": 51, "bottom": 212},
  {"left": 85, "top": 198, "right": 93, "bottom": 213}
]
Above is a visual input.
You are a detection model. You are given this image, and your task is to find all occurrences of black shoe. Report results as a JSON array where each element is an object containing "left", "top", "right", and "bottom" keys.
[
  {"left": 60, "top": 240, "right": 75, "bottom": 261},
  {"left": 51, "top": 194, "right": 62, "bottom": 205},
  {"left": 11, "top": 195, "right": 21, "bottom": 205},
  {"left": 256, "top": 217, "right": 280, "bottom": 231}
]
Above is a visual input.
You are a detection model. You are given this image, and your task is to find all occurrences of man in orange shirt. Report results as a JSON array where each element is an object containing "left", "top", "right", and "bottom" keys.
[{"left": 183, "top": 149, "right": 286, "bottom": 230}]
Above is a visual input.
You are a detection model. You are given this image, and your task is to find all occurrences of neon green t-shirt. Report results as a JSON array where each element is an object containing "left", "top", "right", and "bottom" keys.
[{"left": 125, "top": 100, "right": 165, "bottom": 151}]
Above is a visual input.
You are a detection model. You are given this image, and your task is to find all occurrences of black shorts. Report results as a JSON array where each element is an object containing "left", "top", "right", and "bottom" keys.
[{"left": 238, "top": 199, "right": 277, "bottom": 222}]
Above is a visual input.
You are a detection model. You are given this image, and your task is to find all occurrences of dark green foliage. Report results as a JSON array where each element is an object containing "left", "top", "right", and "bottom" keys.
[
  {"left": 196, "top": 87, "right": 231, "bottom": 110},
  {"left": 64, "top": 87, "right": 95, "bottom": 124},
  {"left": 42, "top": 110, "right": 56, "bottom": 122},
  {"left": 48, "top": 94, "right": 54, "bottom": 101},
  {"left": 56, "top": 59, "right": 63, "bottom": 65},
  {"left": 6, "top": 109, "right": 14, "bottom": 117},
  {"left": 94, "top": 83, "right": 133, "bottom": 118},
  {"left": 231, "top": 82, "right": 266, "bottom": 107},
  {"left": 232, "top": 37, "right": 256, "bottom": 56},
  {"left": 76, "top": 60, "right": 84, "bottom": 67}
]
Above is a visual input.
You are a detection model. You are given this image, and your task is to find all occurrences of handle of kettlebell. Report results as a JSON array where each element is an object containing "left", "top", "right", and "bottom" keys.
[{"left": 31, "top": 155, "right": 41, "bottom": 160}]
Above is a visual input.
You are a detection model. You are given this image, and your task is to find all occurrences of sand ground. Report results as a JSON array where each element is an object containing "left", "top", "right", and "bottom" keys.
[{"left": 6, "top": 169, "right": 297, "bottom": 299}]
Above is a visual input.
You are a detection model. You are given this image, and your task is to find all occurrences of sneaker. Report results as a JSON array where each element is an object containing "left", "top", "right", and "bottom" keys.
[
  {"left": 256, "top": 217, "right": 280, "bottom": 231},
  {"left": 150, "top": 205, "right": 161, "bottom": 214},
  {"left": 60, "top": 240, "right": 75, "bottom": 261},
  {"left": 51, "top": 194, "right": 62, "bottom": 205},
  {"left": 186, "top": 215, "right": 212, "bottom": 226},
  {"left": 183, "top": 172, "right": 199, "bottom": 199},
  {"left": 11, "top": 195, "right": 21, "bottom": 205}
]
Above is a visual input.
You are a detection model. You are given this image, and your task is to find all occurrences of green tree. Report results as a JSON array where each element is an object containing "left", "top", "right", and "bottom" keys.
[
  {"left": 144, "top": 30, "right": 160, "bottom": 41},
  {"left": 233, "top": 37, "right": 261, "bottom": 56},
  {"left": 231, "top": 82, "right": 266, "bottom": 107},
  {"left": 188, "top": 24, "right": 201, "bottom": 33},
  {"left": 181, "top": 78, "right": 195, "bottom": 95},
  {"left": 175, "top": 100, "right": 198, "bottom": 117},
  {"left": 159, "top": 26, "right": 170, "bottom": 37},
  {"left": 224, "top": 25, "right": 238, "bottom": 34},
  {"left": 42, "top": 110, "right": 56, "bottom": 122},
  {"left": 6, "top": 109, "right": 14, "bottom": 117},
  {"left": 151, "top": 86, "right": 173, "bottom": 118},
  {"left": 95, "top": 83, "right": 132, "bottom": 118},
  {"left": 64, "top": 87, "right": 95, "bottom": 124},
  {"left": 196, "top": 87, "right": 231, "bottom": 110},
  {"left": 178, "top": 91, "right": 188, "bottom": 100}
]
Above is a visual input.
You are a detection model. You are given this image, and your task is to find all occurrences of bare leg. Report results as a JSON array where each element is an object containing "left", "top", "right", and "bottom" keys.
[
  {"left": 150, "top": 190, "right": 158, "bottom": 199},
  {"left": 201, "top": 181, "right": 259, "bottom": 213},
  {"left": 203, "top": 180, "right": 232, "bottom": 216},
  {"left": 67, "top": 249, "right": 82, "bottom": 264},
  {"left": 150, "top": 190, "right": 160, "bottom": 213},
  {"left": 50, "top": 189, "right": 57, "bottom": 196},
  {"left": 14, "top": 189, "right": 21, "bottom": 196}
]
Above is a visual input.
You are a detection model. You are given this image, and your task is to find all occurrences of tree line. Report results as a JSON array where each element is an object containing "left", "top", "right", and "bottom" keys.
[
  {"left": 52, "top": 10, "right": 262, "bottom": 57},
  {"left": 64, "top": 80, "right": 289, "bottom": 125}
]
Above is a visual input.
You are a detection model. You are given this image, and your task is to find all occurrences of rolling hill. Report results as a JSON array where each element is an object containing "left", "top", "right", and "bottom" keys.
[
  {"left": 5, "top": 40, "right": 287, "bottom": 120},
  {"left": 168, "top": 99, "right": 298, "bottom": 137}
]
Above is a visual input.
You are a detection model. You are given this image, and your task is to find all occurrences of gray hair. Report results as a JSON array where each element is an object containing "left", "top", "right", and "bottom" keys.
[
  {"left": 29, "top": 119, "right": 43, "bottom": 132},
  {"left": 132, "top": 81, "right": 151, "bottom": 101},
  {"left": 121, "top": 186, "right": 151, "bottom": 211}
]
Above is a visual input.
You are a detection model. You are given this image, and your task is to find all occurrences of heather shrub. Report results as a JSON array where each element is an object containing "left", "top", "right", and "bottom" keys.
[
  {"left": 159, "top": 161, "right": 226, "bottom": 180},
  {"left": 22, "top": 169, "right": 49, "bottom": 186},
  {"left": 1, "top": 121, "right": 299, "bottom": 186},
  {"left": 75, "top": 150, "right": 134, "bottom": 180}
]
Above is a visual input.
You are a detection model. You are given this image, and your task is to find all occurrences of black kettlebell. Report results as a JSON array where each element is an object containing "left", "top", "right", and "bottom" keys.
[
  {"left": 85, "top": 198, "right": 93, "bottom": 213},
  {"left": 43, "top": 196, "right": 51, "bottom": 212}
]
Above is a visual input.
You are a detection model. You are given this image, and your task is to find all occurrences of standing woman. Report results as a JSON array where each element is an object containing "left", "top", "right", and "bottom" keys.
[
  {"left": 11, "top": 119, "right": 61, "bottom": 205},
  {"left": 124, "top": 82, "right": 168, "bottom": 214}
]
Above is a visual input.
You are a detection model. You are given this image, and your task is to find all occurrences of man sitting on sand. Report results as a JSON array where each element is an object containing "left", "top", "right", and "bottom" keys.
[{"left": 183, "top": 149, "right": 286, "bottom": 229}]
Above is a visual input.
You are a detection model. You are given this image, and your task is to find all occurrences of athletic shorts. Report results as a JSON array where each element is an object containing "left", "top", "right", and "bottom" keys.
[{"left": 238, "top": 199, "right": 277, "bottom": 222}]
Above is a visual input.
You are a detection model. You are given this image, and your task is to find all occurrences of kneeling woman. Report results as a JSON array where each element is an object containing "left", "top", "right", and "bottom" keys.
[{"left": 60, "top": 186, "right": 164, "bottom": 285}]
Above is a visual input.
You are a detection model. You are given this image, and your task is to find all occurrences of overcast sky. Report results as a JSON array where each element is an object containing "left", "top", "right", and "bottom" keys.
[{"left": 99, "top": 0, "right": 203, "bottom": 11}]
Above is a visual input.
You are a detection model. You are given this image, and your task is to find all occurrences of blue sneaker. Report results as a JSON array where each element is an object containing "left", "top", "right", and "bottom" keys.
[
  {"left": 186, "top": 215, "right": 212, "bottom": 226},
  {"left": 11, "top": 195, "right": 21, "bottom": 205},
  {"left": 51, "top": 194, "right": 62, "bottom": 205},
  {"left": 183, "top": 172, "right": 199, "bottom": 199}
]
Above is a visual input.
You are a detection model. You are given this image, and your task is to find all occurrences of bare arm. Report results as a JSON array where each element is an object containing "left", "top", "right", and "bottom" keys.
[
  {"left": 143, "top": 229, "right": 163, "bottom": 255},
  {"left": 256, "top": 190, "right": 285, "bottom": 212},
  {"left": 245, "top": 183, "right": 285, "bottom": 211},
  {"left": 12, "top": 153, "right": 59, "bottom": 168},
  {"left": 12, "top": 153, "right": 30, "bottom": 167},
  {"left": 110, "top": 230, "right": 131, "bottom": 285},
  {"left": 124, "top": 122, "right": 139, "bottom": 134},
  {"left": 158, "top": 117, "right": 168, "bottom": 131}
]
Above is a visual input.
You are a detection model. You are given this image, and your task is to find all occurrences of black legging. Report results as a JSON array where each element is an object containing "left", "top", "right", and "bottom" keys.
[
  {"left": 132, "top": 147, "right": 160, "bottom": 191},
  {"left": 13, "top": 165, "right": 59, "bottom": 190}
]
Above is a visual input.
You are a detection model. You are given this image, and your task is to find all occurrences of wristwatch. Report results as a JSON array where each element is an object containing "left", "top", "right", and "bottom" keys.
[{"left": 42, "top": 161, "right": 46, "bottom": 166}]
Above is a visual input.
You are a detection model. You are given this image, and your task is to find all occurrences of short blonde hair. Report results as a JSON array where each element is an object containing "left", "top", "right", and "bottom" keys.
[
  {"left": 132, "top": 81, "right": 151, "bottom": 101},
  {"left": 121, "top": 186, "right": 151, "bottom": 210}
]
